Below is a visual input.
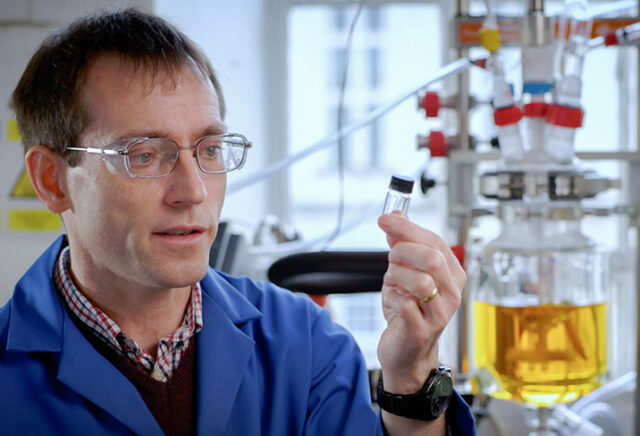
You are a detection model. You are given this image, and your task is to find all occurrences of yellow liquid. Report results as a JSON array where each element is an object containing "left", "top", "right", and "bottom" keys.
[{"left": 473, "top": 301, "right": 607, "bottom": 406}]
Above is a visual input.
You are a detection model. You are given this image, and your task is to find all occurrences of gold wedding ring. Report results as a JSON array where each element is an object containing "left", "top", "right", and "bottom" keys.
[{"left": 420, "top": 288, "right": 439, "bottom": 304}]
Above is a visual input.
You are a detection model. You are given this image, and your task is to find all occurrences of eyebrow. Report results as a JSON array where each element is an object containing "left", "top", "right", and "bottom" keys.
[{"left": 116, "top": 122, "right": 229, "bottom": 142}]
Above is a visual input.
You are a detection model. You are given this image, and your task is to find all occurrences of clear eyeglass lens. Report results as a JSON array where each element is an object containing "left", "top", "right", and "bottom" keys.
[
  {"left": 126, "top": 139, "right": 177, "bottom": 177},
  {"left": 197, "top": 136, "right": 245, "bottom": 173},
  {"left": 124, "top": 136, "right": 246, "bottom": 177},
  {"left": 197, "top": 138, "right": 227, "bottom": 173}
]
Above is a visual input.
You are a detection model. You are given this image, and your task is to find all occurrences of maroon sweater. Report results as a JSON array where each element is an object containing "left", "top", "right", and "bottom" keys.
[{"left": 72, "top": 315, "right": 197, "bottom": 436}]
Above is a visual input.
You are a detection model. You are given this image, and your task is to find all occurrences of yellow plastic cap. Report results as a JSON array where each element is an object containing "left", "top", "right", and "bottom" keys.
[{"left": 480, "top": 28, "right": 501, "bottom": 52}]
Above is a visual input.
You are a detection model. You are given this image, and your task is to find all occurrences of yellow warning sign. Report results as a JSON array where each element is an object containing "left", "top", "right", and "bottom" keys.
[
  {"left": 11, "top": 169, "right": 38, "bottom": 198},
  {"left": 8, "top": 209, "right": 61, "bottom": 231},
  {"left": 7, "top": 119, "right": 21, "bottom": 142}
]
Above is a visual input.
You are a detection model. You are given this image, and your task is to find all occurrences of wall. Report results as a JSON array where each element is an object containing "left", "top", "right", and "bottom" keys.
[
  {"left": 154, "top": 0, "right": 268, "bottom": 229},
  {"left": 0, "top": 0, "right": 268, "bottom": 303}
]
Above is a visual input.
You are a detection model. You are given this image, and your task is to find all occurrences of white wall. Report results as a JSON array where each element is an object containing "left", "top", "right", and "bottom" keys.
[
  {"left": 0, "top": 0, "right": 151, "bottom": 304},
  {"left": 154, "top": 0, "right": 268, "bottom": 229},
  {"left": 0, "top": 0, "right": 268, "bottom": 304}
]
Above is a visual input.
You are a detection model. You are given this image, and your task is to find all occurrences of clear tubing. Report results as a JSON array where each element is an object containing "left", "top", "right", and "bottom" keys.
[
  {"left": 618, "top": 23, "right": 640, "bottom": 44},
  {"left": 544, "top": 75, "right": 582, "bottom": 164},
  {"left": 246, "top": 165, "right": 422, "bottom": 257},
  {"left": 497, "top": 123, "right": 525, "bottom": 163},
  {"left": 227, "top": 58, "right": 472, "bottom": 194},
  {"left": 611, "top": 22, "right": 640, "bottom": 46},
  {"left": 554, "top": 1, "right": 589, "bottom": 80},
  {"left": 574, "top": 403, "right": 623, "bottom": 436},
  {"left": 570, "top": 371, "right": 636, "bottom": 415},
  {"left": 523, "top": 93, "right": 547, "bottom": 157},
  {"left": 586, "top": 36, "right": 605, "bottom": 50},
  {"left": 488, "top": 54, "right": 525, "bottom": 163},
  {"left": 584, "top": 0, "right": 636, "bottom": 20},
  {"left": 544, "top": 124, "right": 576, "bottom": 164},
  {"left": 551, "top": 404, "right": 604, "bottom": 436},
  {"left": 248, "top": 201, "right": 382, "bottom": 257},
  {"left": 545, "top": 2, "right": 589, "bottom": 165}
]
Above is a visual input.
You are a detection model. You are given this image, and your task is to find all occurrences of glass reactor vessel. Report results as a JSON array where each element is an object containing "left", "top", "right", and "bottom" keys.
[{"left": 471, "top": 193, "right": 609, "bottom": 408}]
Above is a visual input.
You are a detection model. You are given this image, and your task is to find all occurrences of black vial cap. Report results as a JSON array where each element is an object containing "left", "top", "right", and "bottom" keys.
[{"left": 389, "top": 175, "right": 414, "bottom": 194}]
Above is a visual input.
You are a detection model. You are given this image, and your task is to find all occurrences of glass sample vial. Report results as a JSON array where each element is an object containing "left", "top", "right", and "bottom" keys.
[{"left": 382, "top": 175, "right": 414, "bottom": 215}]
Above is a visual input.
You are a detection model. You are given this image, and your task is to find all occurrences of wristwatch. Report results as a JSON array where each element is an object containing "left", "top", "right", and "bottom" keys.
[{"left": 376, "top": 366, "right": 453, "bottom": 421}]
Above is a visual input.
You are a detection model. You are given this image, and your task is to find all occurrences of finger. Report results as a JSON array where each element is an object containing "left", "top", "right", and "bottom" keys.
[
  {"left": 379, "top": 211, "right": 406, "bottom": 248},
  {"left": 381, "top": 285, "right": 451, "bottom": 338},
  {"left": 381, "top": 285, "right": 429, "bottom": 329},
  {"left": 385, "top": 233, "right": 399, "bottom": 249},
  {"left": 384, "top": 264, "right": 461, "bottom": 315},
  {"left": 378, "top": 213, "right": 465, "bottom": 277},
  {"left": 388, "top": 241, "right": 465, "bottom": 292},
  {"left": 383, "top": 264, "right": 437, "bottom": 301}
]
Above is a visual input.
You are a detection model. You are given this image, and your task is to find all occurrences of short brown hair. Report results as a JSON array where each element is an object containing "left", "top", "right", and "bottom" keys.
[{"left": 10, "top": 8, "right": 226, "bottom": 165}]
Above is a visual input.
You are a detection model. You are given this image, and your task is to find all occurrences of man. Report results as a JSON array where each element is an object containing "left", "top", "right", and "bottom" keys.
[{"left": 1, "top": 8, "right": 475, "bottom": 435}]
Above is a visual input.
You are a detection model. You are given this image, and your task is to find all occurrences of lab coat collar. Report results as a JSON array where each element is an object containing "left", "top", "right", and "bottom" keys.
[
  {"left": 5, "top": 235, "right": 163, "bottom": 433},
  {"left": 196, "top": 272, "right": 262, "bottom": 433},
  {"left": 7, "top": 235, "right": 263, "bottom": 349},
  {"left": 199, "top": 269, "right": 262, "bottom": 324},
  {"left": 6, "top": 235, "right": 264, "bottom": 434},
  {"left": 7, "top": 235, "right": 66, "bottom": 352},
  {"left": 57, "top": 309, "right": 165, "bottom": 435}
]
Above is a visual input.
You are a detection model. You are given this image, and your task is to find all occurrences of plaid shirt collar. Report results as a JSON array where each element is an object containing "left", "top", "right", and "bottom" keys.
[{"left": 53, "top": 245, "right": 203, "bottom": 382}]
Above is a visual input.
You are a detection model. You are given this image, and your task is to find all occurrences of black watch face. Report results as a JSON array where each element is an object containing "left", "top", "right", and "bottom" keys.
[{"left": 430, "top": 374, "right": 453, "bottom": 416}]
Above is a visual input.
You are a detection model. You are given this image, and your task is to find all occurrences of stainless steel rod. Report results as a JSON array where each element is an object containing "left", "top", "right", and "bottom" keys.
[
  {"left": 228, "top": 57, "right": 472, "bottom": 194},
  {"left": 529, "top": 0, "right": 544, "bottom": 13},
  {"left": 633, "top": 8, "right": 640, "bottom": 432},
  {"left": 634, "top": 168, "right": 640, "bottom": 436}
]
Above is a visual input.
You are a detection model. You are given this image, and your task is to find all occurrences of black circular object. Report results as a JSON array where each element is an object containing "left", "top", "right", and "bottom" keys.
[
  {"left": 268, "top": 251, "right": 388, "bottom": 295},
  {"left": 389, "top": 175, "right": 414, "bottom": 194},
  {"left": 420, "top": 171, "right": 437, "bottom": 194}
]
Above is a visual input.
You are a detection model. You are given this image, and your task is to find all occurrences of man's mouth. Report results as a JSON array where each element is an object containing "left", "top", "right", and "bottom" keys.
[
  {"left": 155, "top": 226, "right": 206, "bottom": 236},
  {"left": 164, "top": 229, "right": 198, "bottom": 236}
]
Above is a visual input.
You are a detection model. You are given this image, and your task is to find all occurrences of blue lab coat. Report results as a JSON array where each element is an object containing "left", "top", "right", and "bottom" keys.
[{"left": 0, "top": 236, "right": 476, "bottom": 435}]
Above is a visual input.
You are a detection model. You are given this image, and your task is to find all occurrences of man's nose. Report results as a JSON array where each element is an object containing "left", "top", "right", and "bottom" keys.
[{"left": 164, "top": 148, "right": 207, "bottom": 206}]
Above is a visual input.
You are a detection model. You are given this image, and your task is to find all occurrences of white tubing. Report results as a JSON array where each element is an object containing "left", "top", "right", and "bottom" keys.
[
  {"left": 552, "top": 404, "right": 604, "bottom": 436},
  {"left": 585, "top": 0, "right": 636, "bottom": 20},
  {"left": 227, "top": 57, "right": 472, "bottom": 194},
  {"left": 246, "top": 160, "right": 433, "bottom": 257},
  {"left": 577, "top": 402, "right": 624, "bottom": 436},
  {"left": 570, "top": 371, "right": 636, "bottom": 415},
  {"left": 247, "top": 201, "right": 383, "bottom": 257}
]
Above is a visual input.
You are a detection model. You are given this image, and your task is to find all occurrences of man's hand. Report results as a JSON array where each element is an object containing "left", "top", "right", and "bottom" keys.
[{"left": 376, "top": 213, "right": 466, "bottom": 434}]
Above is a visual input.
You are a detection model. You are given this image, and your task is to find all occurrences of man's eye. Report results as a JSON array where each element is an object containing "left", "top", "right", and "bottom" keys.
[
  {"left": 202, "top": 145, "right": 221, "bottom": 159},
  {"left": 128, "top": 150, "right": 157, "bottom": 166}
]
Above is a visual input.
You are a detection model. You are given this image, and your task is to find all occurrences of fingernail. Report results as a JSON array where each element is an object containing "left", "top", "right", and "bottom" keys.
[{"left": 395, "top": 288, "right": 411, "bottom": 297}]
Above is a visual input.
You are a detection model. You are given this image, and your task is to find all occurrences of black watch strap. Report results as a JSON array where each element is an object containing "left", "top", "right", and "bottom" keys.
[{"left": 376, "top": 366, "right": 453, "bottom": 421}]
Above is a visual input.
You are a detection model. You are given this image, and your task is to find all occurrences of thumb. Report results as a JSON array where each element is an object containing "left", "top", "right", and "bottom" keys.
[{"left": 378, "top": 211, "right": 407, "bottom": 248}]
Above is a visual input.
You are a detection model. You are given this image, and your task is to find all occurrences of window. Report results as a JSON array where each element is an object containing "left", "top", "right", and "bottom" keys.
[
  {"left": 366, "top": 6, "right": 382, "bottom": 32},
  {"left": 329, "top": 105, "right": 352, "bottom": 168},
  {"left": 368, "top": 104, "right": 382, "bottom": 168},
  {"left": 367, "top": 47, "right": 381, "bottom": 88},
  {"left": 330, "top": 47, "right": 347, "bottom": 89},
  {"left": 288, "top": 4, "right": 444, "bottom": 368},
  {"left": 332, "top": 6, "right": 347, "bottom": 31}
]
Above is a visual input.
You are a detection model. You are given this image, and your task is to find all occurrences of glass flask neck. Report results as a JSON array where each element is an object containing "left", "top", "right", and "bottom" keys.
[{"left": 494, "top": 201, "right": 593, "bottom": 251}]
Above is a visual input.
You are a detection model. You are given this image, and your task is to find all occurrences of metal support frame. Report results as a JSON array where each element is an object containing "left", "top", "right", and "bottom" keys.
[
  {"left": 453, "top": 0, "right": 472, "bottom": 379},
  {"left": 634, "top": 161, "right": 640, "bottom": 436},
  {"left": 529, "top": 0, "right": 544, "bottom": 14},
  {"left": 450, "top": 1, "right": 640, "bottom": 434},
  {"left": 634, "top": 27, "right": 640, "bottom": 436}
]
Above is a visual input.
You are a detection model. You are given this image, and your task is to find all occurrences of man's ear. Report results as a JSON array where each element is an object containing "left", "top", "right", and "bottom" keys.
[{"left": 25, "top": 145, "right": 72, "bottom": 213}]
